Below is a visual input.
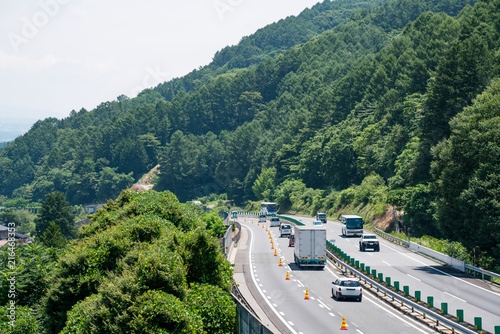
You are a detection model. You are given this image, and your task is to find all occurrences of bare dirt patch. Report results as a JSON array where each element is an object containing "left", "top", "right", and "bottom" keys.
[{"left": 372, "top": 205, "right": 395, "bottom": 232}]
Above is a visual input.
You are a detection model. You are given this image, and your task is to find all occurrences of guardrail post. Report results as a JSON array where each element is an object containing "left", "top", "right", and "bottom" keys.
[
  {"left": 474, "top": 317, "right": 482, "bottom": 331},
  {"left": 403, "top": 286, "right": 409, "bottom": 296},
  {"left": 366, "top": 266, "right": 371, "bottom": 275},
  {"left": 394, "top": 281, "right": 399, "bottom": 292},
  {"left": 385, "top": 277, "right": 391, "bottom": 287},
  {"left": 441, "top": 302, "right": 448, "bottom": 315},
  {"left": 355, "top": 260, "right": 359, "bottom": 269},
  {"left": 427, "top": 296, "right": 433, "bottom": 308},
  {"left": 456, "top": 309, "right": 463, "bottom": 322},
  {"left": 494, "top": 325, "right": 500, "bottom": 334},
  {"left": 372, "top": 269, "right": 377, "bottom": 279},
  {"left": 360, "top": 263, "right": 365, "bottom": 271},
  {"left": 378, "top": 273, "right": 383, "bottom": 283},
  {"left": 414, "top": 291, "right": 421, "bottom": 302}
]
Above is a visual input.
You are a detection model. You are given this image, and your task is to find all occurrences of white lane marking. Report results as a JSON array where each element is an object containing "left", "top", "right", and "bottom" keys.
[
  {"left": 288, "top": 321, "right": 294, "bottom": 326},
  {"left": 318, "top": 299, "right": 331, "bottom": 311},
  {"left": 445, "top": 292, "right": 467, "bottom": 303},
  {"left": 319, "top": 303, "right": 324, "bottom": 308},
  {"left": 279, "top": 311, "right": 285, "bottom": 316},
  {"left": 364, "top": 292, "right": 432, "bottom": 333},
  {"left": 383, "top": 243, "right": 500, "bottom": 297},
  {"left": 356, "top": 329, "right": 364, "bottom": 334},
  {"left": 383, "top": 261, "right": 391, "bottom": 266},
  {"left": 329, "top": 312, "right": 336, "bottom": 317},
  {"left": 326, "top": 265, "right": 340, "bottom": 279},
  {"left": 247, "top": 226, "right": 299, "bottom": 334},
  {"left": 407, "top": 274, "right": 421, "bottom": 282},
  {"left": 322, "top": 254, "right": 432, "bottom": 334}
]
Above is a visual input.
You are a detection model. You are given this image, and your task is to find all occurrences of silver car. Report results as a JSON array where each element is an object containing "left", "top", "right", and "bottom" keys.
[{"left": 332, "top": 278, "right": 362, "bottom": 301}]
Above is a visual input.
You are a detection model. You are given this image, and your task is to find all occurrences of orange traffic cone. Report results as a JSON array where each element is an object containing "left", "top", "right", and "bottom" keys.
[
  {"left": 271, "top": 242, "right": 274, "bottom": 249},
  {"left": 257, "top": 223, "right": 259, "bottom": 226},
  {"left": 340, "top": 316, "right": 348, "bottom": 330},
  {"left": 285, "top": 271, "right": 290, "bottom": 280},
  {"left": 279, "top": 258, "right": 283, "bottom": 266},
  {"left": 304, "top": 289, "right": 310, "bottom": 300},
  {"left": 274, "top": 249, "right": 277, "bottom": 256}
]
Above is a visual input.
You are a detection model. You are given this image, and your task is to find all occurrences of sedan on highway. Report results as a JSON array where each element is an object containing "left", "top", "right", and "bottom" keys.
[
  {"left": 332, "top": 278, "right": 362, "bottom": 301},
  {"left": 359, "top": 234, "right": 380, "bottom": 252},
  {"left": 313, "top": 220, "right": 323, "bottom": 226}
]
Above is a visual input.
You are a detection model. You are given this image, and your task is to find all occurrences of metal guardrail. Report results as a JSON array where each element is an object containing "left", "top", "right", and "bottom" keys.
[
  {"left": 374, "top": 227, "right": 500, "bottom": 283},
  {"left": 374, "top": 227, "right": 410, "bottom": 247},
  {"left": 464, "top": 264, "right": 500, "bottom": 282},
  {"left": 326, "top": 246, "right": 480, "bottom": 334}
]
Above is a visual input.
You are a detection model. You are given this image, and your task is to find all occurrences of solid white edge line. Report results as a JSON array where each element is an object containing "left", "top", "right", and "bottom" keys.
[
  {"left": 247, "top": 225, "right": 299, "bottom": 334},
  {"left": 364, "top": 294, "right": 431, "bottom": 333},
  {"left": 317, "top": 299, "right": 332, "bottom": 311},
  {"left": 383, "top": 243, "right": 500, "bottom": 297},
  {"left": 326, "top": 257, "right": 430, "bottom": 333}
]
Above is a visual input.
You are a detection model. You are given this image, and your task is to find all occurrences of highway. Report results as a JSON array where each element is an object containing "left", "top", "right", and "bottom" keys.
[
  {"left": 286, "top": 215, "right": 500, "bottom": 333},
  {"left": 237, "top": 217, "right": 437, "bottom": 334}
]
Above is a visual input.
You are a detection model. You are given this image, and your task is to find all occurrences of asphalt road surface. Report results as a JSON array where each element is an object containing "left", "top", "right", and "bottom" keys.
[{"left": 236, "top": 217, "right": 439, "bottom": 334}]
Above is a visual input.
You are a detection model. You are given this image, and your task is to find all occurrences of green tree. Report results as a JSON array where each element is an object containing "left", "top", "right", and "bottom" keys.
[
  {"left": 431, "top": 78, "right": 500, "bottom": 269},
  {"left": 40, "top": 222, "right": 68, "bottom": 248},
  {"left": 36, "top": 191, "right": 77, "bottom": 239},
  {"left": 252, "top": 167, "right": 276, "bottom": 200},
  {"left": 185, "top": 283, "right": 236, "bottom": 334}
]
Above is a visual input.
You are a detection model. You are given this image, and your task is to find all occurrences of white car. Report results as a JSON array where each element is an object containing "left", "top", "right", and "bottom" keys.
[
  {"left": 279, "top": 224, "right": 292, "bottom": 237},
  {"left": 332, "top": 278, "right": 362, "bottom": 301},
  {"left": 359, "top": 234, "right": 380, "bottom": 252}
]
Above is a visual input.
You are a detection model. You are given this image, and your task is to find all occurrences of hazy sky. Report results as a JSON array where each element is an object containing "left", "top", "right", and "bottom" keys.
[{"left": 0, "top": 0, "right": 321, "bottom": 123}]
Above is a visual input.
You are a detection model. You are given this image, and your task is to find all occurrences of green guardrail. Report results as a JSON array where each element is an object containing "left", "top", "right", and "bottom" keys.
[{"left": 277, "top": 215, "right": 305, "bottom": 226}]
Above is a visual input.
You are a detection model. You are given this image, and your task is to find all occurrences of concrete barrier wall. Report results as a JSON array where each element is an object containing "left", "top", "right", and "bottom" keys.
[{"left": 409, "top": 242, "right": 465, "bottom": 272}]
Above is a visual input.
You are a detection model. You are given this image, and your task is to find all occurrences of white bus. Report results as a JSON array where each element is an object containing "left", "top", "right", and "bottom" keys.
[{"left": 260, "top": 202, "right": 277, "bottom": 215}]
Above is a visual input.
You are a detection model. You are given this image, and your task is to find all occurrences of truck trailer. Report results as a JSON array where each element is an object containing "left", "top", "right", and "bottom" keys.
[{"left": 294, "top": 225, "right": 327, "bottom": 268}]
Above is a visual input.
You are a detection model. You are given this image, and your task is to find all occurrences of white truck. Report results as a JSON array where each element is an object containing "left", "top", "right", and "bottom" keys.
[{"left": 293, "top": 225, "right": 327, "bottom": 268}]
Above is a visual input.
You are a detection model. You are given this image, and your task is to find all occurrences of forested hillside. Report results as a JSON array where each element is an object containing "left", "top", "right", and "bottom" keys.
[
  {"left": 1, "top": 0, "right": 499, "bottom": 269},
  {"left": 0, "top": 190, "right": 235, "bottom": 333}
]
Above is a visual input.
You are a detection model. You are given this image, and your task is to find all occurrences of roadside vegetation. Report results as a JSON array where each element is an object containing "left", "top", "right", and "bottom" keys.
[{"left": 0, "top": 190, "right": 235, "bottom": 333}]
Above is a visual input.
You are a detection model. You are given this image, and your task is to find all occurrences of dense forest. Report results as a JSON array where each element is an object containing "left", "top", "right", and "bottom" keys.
[
  {"left": 0, "top": 190, "right": 235, "bottom": 333},
  {"left": 0, "top": 0, "right": 499, "bottom": 273}
]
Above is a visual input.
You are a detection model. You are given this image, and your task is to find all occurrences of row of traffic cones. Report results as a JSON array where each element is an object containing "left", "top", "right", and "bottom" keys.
[{"left": 248, "top": 217, "right": 349, "bottom": 330}]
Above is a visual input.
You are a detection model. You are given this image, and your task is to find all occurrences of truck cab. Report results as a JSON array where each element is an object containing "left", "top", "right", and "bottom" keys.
[{"left": 316, "top": 212, "right": 327, "bottom": 224}]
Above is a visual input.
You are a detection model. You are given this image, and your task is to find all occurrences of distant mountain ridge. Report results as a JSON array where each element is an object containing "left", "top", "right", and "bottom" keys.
[{"left": 2, "top": 0, "right": 499, "bottom": 271}]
